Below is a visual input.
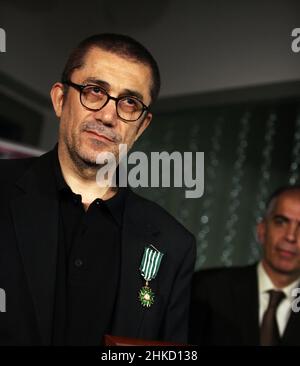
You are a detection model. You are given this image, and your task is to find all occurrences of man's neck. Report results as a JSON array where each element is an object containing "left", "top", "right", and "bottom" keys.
[
  {"left": 261, "top": 260, "right": 300, "bottom": 289},
  {"left": 58, "top": 145, "right": 118, "bottom": 206}
]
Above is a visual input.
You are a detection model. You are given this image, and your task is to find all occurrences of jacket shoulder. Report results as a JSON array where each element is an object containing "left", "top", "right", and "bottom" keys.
[
  {"left": 0, "top": 157, "right": 37, "bottom": 183},
  {"left": 192, "top": 264, "right": 257, "bottom": 288}
]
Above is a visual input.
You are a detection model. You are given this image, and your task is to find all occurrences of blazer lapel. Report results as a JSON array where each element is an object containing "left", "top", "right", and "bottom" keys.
[
  {"left": 10, "top": 151, "right": 59, "bottom": 345},
  {"left": 282, "top": 284, "right": 300, "bottom": 346},
  {"left": 112, "top": 190, "right": 161, "bottom": 339},
  {"left": 233, "top": 265, "right": 260, "bottom": 345}
]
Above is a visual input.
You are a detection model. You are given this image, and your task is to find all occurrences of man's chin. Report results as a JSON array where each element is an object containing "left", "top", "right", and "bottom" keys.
[
  {"left": 67, "top": 145, "right": 98, "bottom": 169},
  {"left": 273, "top": 261, "right": 299, "bottom": 276},
  {"left": 67, "top": 139, "right": 119, "bottom": 169},
  {"left": 77, "top": 148, "right": 120, "bottom": 169},
  {"left": 77, "top": 151, "right": 99, "bottom": 167}
]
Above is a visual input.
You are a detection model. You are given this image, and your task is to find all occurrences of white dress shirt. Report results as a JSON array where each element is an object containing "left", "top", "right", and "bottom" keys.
[{"left": 257, "top": 262, "right": 300, "bottom": 336}]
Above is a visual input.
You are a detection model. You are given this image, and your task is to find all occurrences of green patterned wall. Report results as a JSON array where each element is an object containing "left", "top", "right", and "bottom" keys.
[{"left": 133, "top": 99, "right": 300, "bottom": 270}]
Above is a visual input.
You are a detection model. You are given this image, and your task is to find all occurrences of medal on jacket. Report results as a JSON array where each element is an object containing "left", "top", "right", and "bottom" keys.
[{"left": 139, "top": 245, "right": 164, "bottom": 308}]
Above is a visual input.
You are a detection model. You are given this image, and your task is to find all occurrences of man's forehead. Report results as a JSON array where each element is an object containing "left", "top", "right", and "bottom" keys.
[
  {"left": 271, "top": 191, "right": 300, "bottom": 217},
  {"left": 74, "top": 47, "right": 152, "bottom": 99}
]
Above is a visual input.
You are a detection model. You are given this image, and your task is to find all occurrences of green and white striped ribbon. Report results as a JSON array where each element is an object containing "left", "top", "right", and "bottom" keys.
[{"left": 139, "top": 245, "right": 164, "bottom": 282}]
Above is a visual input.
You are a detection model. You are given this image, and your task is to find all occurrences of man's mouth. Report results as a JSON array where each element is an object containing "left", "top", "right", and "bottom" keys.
[
  {"left": 84, "top": 129, "right": 114, "bottom": 143},
  {"left": 276, "top": 246, "right": 298, "bottom": 258}
]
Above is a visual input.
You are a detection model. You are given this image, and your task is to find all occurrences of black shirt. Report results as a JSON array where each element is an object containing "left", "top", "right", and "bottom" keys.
[{"left": 51, "top": 148, "right": 126, "bottom": 345}]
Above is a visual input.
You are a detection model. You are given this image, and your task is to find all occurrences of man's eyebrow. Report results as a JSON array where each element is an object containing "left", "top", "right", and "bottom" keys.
[
  {"left": 273, "top": 214, "right": 289, "bottom": 221},
  {"left": 83, "top": 77, "right": 144, "bottom": 101},
  {"left": 83, "top": 77, "right": 110, "bottom": 89}
]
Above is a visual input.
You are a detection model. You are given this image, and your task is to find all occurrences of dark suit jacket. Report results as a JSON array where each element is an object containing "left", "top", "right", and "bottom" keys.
[
  {"left": 0, "top": 148, "right": 196, "bottom": 345},
  {"left": 189, "top": 265, "right": 300, "bottom": 346}
]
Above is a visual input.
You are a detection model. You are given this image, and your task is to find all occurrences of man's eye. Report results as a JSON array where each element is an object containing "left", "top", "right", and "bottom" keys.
[
  {"left": 84, "top": 86, "right": 105, "bottom": 96},
  {"left": 121, "top": 97, "right": 140, "bottom": 108},
  {"left": 273, "top": 217, "right": 286, "bottom": 225},
  {"left": 91, "top": 86, "right": 105, "bottom": 95},
  {"left": 124, "top": 97, "right": 136, "bottom": 105}
]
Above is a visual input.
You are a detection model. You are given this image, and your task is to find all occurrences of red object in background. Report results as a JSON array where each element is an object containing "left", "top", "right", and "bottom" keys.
[
  {"left": 0, "top": 139, "right": 44, "bottom": 159},
  {"left": 104, "top": 334, "right": 187, "bottom": 346}
]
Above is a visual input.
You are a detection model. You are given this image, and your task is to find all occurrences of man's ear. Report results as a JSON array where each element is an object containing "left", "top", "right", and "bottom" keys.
[
  {"left": 256, "top": 220, "right": 266, "bottom": 245},
  {"left": 135, "top": 112, "right": 152, "bottom": 142},
  {"left": 50, "top": 82, "right": 65, "bottom": 118}
]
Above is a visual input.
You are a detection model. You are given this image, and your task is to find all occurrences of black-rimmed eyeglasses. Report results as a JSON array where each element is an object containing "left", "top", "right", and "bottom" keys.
[{"left": 63, "top": 80, "right": 149, "bottom": 122}]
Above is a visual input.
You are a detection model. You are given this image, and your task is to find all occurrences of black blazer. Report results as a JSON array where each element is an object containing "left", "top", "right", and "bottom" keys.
[
  {"left": 0, "top": 148, "right": 196, "bottom": 345},
  {"left": 189, "top": 265, "right": 300, "bottom": 346}
]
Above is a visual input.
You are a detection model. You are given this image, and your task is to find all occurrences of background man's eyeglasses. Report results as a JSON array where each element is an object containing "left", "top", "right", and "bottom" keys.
[{"left": 63, "top": 80, "right": 149, "bottom": 122}]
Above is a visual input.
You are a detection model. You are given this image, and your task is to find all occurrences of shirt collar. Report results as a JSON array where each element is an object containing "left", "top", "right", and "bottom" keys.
[
  {"left": 257, "top": 262, "right": 300, "bottom": 301},
  {"left": 52, "top": 144, "right": 127, "bottom": 226}
]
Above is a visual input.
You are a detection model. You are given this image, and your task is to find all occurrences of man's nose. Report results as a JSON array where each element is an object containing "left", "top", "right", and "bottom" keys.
[
  {"left": 285, "top": 223, "right": 298, "bottom": 243},
  {"left": 93, "top": 99, "right": 118, "bottom": 127}
]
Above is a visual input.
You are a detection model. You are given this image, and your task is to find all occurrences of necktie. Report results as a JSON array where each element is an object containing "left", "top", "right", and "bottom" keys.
[{"left": 260, "top": 290, "right": 285, "bottom": 346}]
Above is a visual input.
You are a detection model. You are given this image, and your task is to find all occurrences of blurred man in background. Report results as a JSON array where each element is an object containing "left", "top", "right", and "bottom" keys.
[{"left": 190, "top": 185, "right": 300, "bottom": 346}]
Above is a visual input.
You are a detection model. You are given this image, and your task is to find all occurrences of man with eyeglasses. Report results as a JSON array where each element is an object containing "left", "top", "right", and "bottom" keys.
[{"left": 0, "top": 34, "right": 196, "bottom": 346}]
